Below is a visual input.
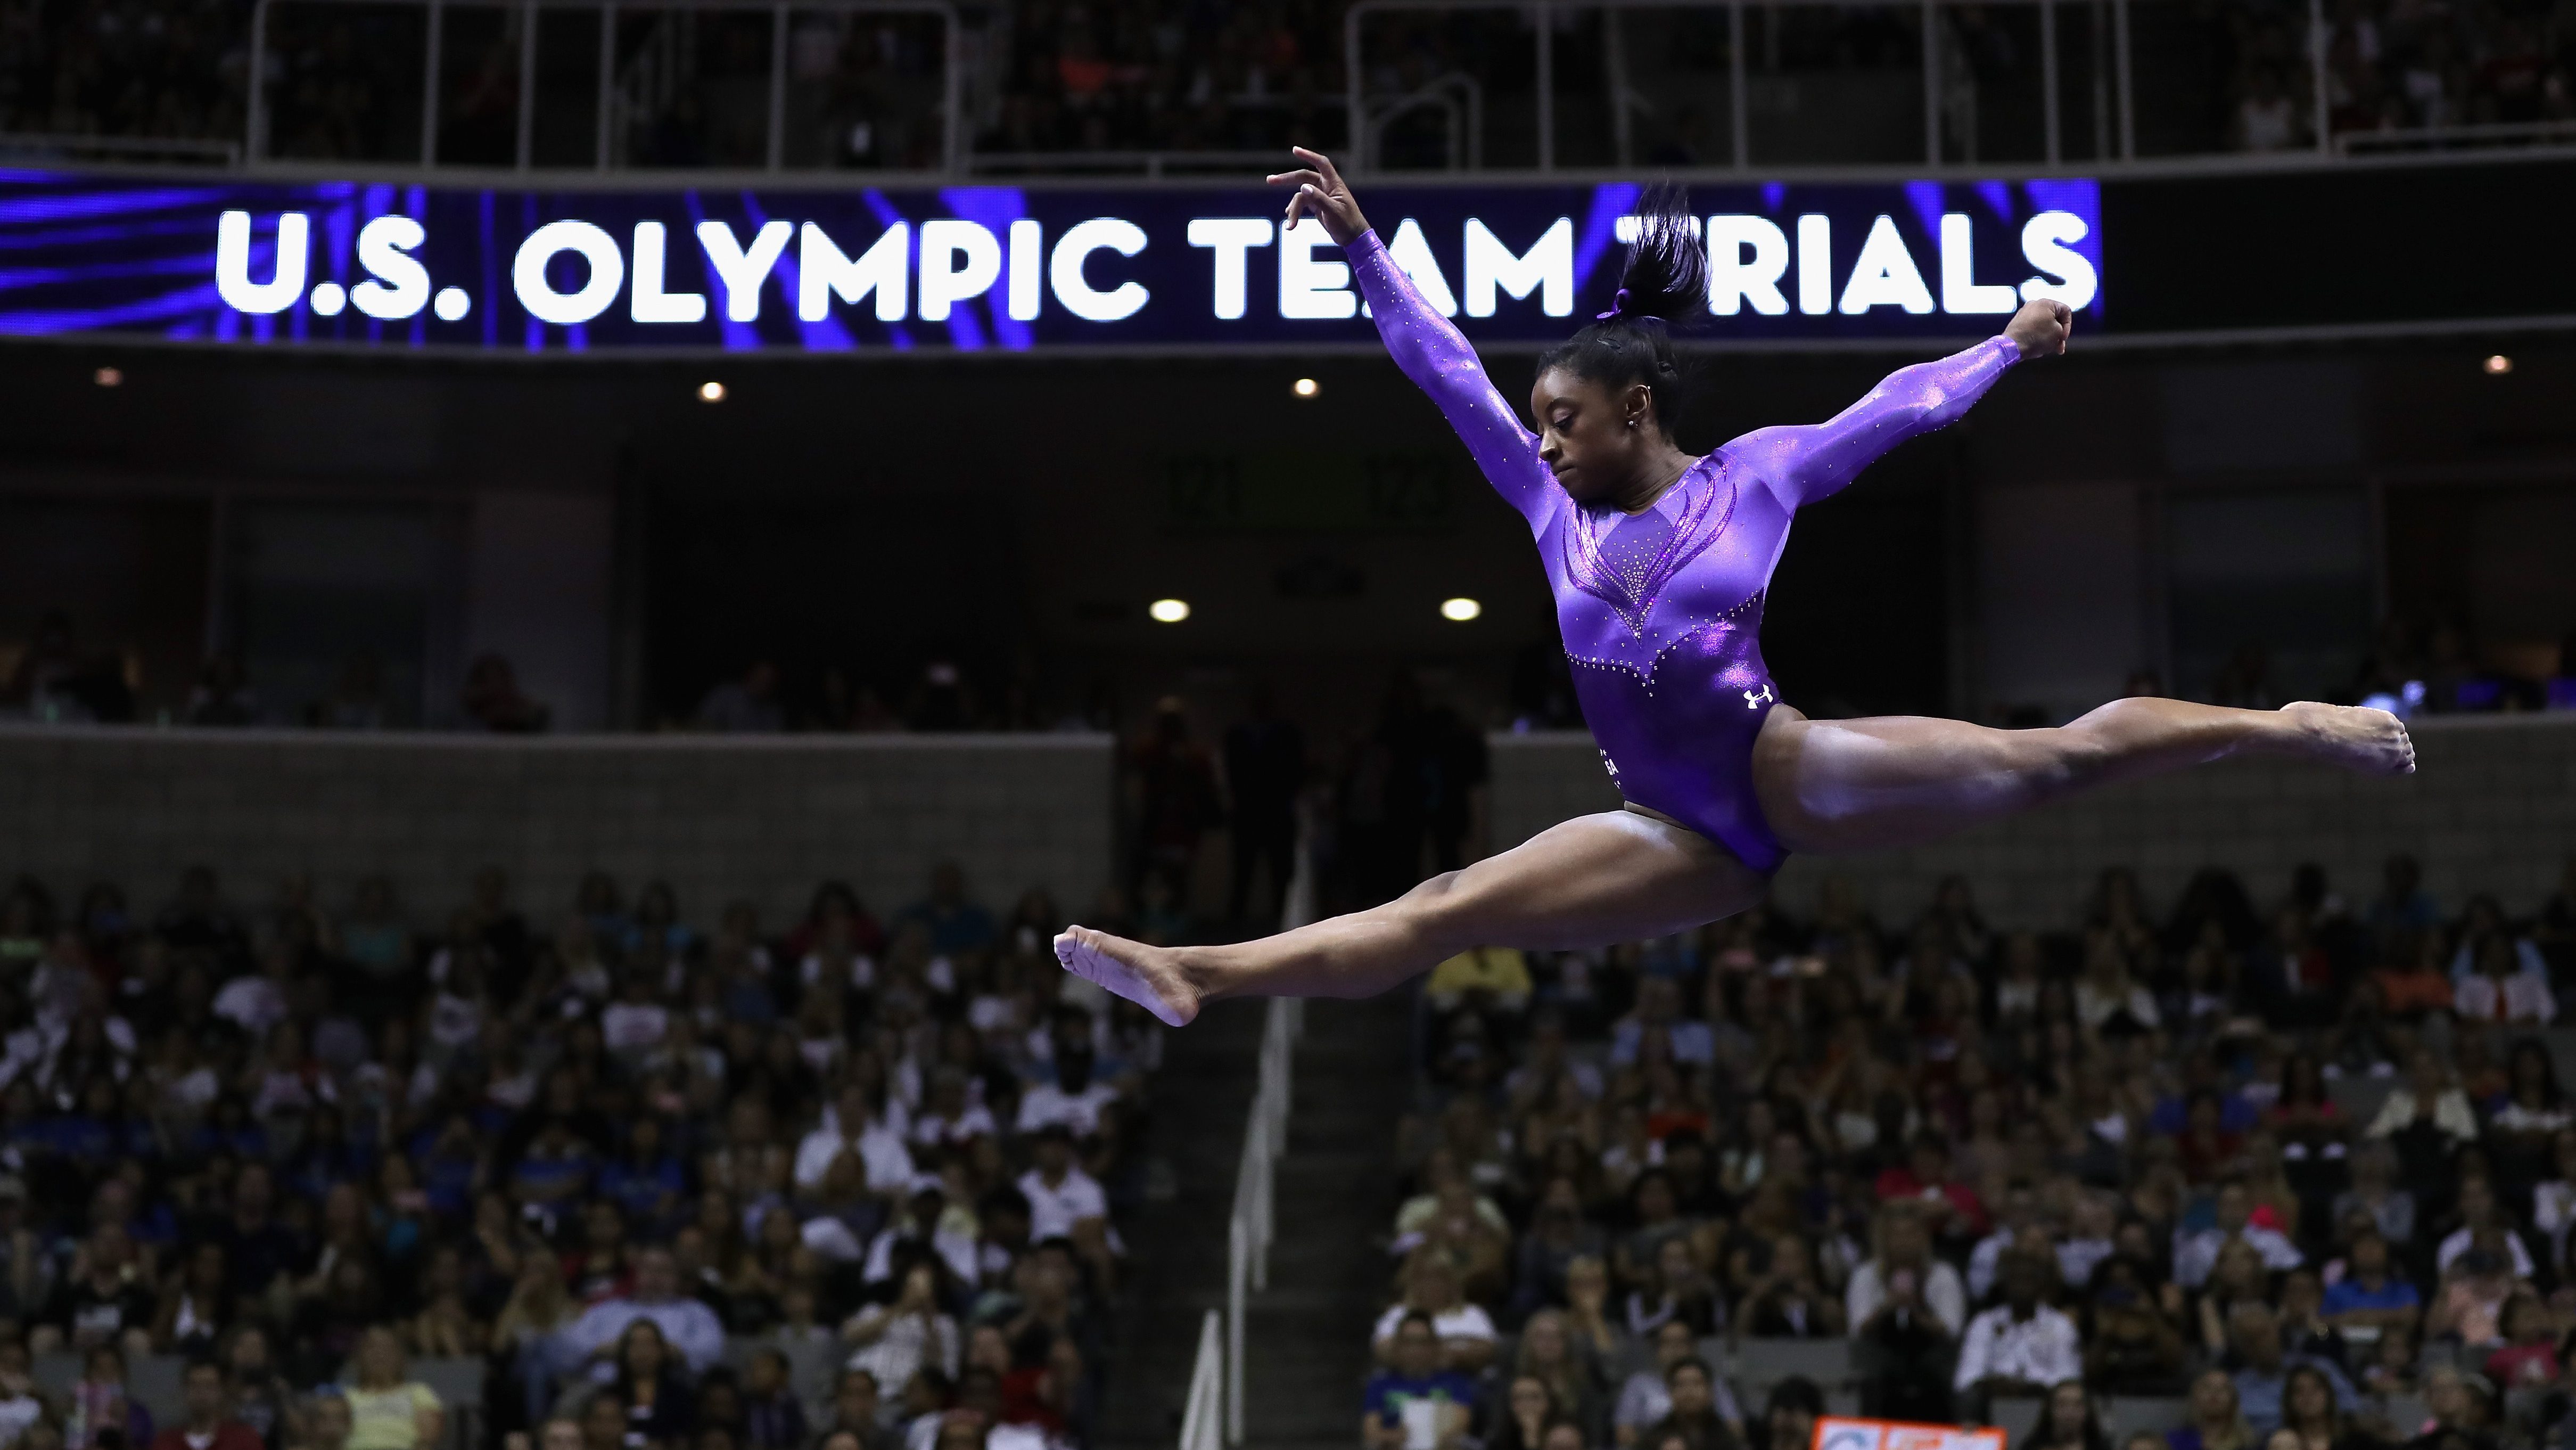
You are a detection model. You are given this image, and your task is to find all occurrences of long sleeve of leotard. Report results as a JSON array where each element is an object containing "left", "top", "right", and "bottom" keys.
[
  {"left": 1345, "top": 228, "right": 1556, "bottom": 524},
  {"left": 1731, "top": 334, "right": 2022, "bottom": 511}
]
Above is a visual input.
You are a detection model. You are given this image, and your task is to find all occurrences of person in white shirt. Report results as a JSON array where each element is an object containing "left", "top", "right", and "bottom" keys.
[
  {"left": 1847, "top": 1206, "right": 1966, "bottom": 1337},
  {"left": 2434, "top": 1176, "right": 2536, "bottom": 1278},
  {"left": 862, "top": 1180, "right": 982, "bottom": 1288},
  {"left": 1014, "top": 1044, "right": 1118, "bottom": 1139},
  {"left": 795, "top": 1083, "right": 917, "bottom": 1195},
  {"left": 1369, "top": 1255, "right": 1497, "bottom": 1373},
  {"left": 2453, "top": 942, "right": 2556, "bottom": 1023},
  {"left": 2055, "top": 1193, "right": 2119, "bottom": 1292},
  {"left": 1964, "top": 1183, "right": 2048, "bottom": 1302},
  {"left": 2174, "top": 1182, "right": 2303, "bottom": 1289},
  {"left": 1953, "top": 1251, "right": 2081, "bottom": 1406},
  {"left": 212, "top": 948, "right": 293, "bottom": 1039},
  {"left": 555, "top": 1247, "right": 727, "bottom": 1377},
  {"left": 1014, "top": 1126, "right": 1109, "bottom": 1243},
  {"left": 2364, "top": 1048, "right": 2480, "bottom": 1146}
]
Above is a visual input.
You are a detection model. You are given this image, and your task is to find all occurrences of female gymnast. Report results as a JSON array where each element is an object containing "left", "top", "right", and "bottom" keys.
[{"left": 1057, "top": 148, "right": 2414, "bottom": 1028}]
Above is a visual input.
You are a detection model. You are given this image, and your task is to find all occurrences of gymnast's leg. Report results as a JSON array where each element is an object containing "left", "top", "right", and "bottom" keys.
[
  {"left": 1057, "top": 810, "right": 1769, "bottom": 1026},
  {"left": 1751, "top": 697, "right": 2414, "bottom": 855}
]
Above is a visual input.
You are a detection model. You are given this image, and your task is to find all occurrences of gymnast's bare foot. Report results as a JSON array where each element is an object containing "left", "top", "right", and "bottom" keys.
[
  {"left": 2281, "top": 701, "right": 2416, "bottom": 775},
  {"left": 1055, "top": 927, "right": 1201, "bottom": 1027}
]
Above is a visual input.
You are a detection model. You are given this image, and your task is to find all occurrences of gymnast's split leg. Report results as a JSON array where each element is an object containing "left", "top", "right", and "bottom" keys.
[{"left": 1055, "top": 697, "right": 2411, "bottom": 1026}]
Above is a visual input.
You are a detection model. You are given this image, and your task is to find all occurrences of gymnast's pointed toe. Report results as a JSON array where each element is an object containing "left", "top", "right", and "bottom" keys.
[{"left": 1054, "top": 927, "right": 1199, "bottom": 1028}]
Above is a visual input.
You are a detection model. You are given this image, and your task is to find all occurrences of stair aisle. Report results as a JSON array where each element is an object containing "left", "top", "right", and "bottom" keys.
[
  {"left": 1241, "top": 990, "right": 1416, "bottom": 1450},
  {"left": 1095, "top": 996, "right": 1264, "bottom": 1449}
]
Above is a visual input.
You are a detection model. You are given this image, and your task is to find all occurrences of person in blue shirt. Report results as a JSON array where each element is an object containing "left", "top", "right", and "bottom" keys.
[
  {"left": 895, "top": 864, "right": 997, "bottom": 957},
  {"left": 2319, "top": 1230, "right": 2421, "bottom": 1335},
  {"left": 1364, "top": 1312, "right": 1480, "bottom": 1450}
]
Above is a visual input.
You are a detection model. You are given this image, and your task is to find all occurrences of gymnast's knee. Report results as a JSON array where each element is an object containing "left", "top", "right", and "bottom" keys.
[
  {"left": 1385, "top": 869, "right": 1484, "bottom": 956},
  {"left": 2037, "top": 720, "right": 2120, "bottom": 792}
]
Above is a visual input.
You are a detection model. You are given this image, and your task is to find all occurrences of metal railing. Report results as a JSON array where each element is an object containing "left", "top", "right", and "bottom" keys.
[
  {"left": 0, "top": 132, "right": 242, "bottom": 166},
  {"left": 243, "top": 0, "right": 964, "bottom": 172},
  {"left": 1182, "top": 817, "right": 1314, "bottom": 1450},
  {"left": 1345, "top": 0, "right": 2148, "bottom": 173}
]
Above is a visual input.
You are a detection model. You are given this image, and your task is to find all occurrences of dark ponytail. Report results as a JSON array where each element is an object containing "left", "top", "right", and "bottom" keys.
[{"left": 1535, "top": 185, "right": 1704, "bottom": 442}]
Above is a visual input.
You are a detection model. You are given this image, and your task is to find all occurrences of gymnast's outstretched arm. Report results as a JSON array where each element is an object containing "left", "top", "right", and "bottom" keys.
[
  {"left": 1268, "top": 148, "right": 1557, "bottom": 524},
  {"left": 1732, "top": 305, "right": 2068, "bottom": 511}
]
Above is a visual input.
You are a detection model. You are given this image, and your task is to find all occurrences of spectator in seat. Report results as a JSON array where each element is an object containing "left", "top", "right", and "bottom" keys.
[
  {"left": 2436, "top": 1178, "right": 2534, "bottom": 1280},
  {"left": 609, "top": 1320, "right": 694, "bottom": 1449},
  {"left": 2025, "top": 1381, "right": 2110, "bottom": 1450},
  {"left": 2083, "top": 1255, "right": 2186, "bottom": 1397},
  {"left": 1373, "top": 1255, "right": 1496, "bottom": 1374},
  {"left": 1615, "top": 1320, "right": 1740, "bottom": 1449},
  {"left": 559, "top": 1248, "right": 726, "bottom": 1379},
  {"left": 67, "top": 1341, "right": 153, "bottom": 1450},
  {"left": 1848, "top": 1204, "right": 1965, "bottom": 1338},
  {"left": 2226, "top": 1304, "right": 2356, "bottom": 1436},
  {"left": 1855, "top": 1250, "right": 1960, "bottom": 1422},
  {"left": 1362, "top": 1312, "right": 1477, "bottom": 1450},
  {"left": 843, "top": 1263, "right": 958, "bottom": 1407},
  {"left": 1643, "top": 1359, "right": 1740, "bottom": 1450},
  {"left": 2176, "top": 1182, "right": 2303, "bottom": 1289},
  {"left": 2167, "top": 1370, "right": 2253, "bottom": 1450},
  {"left": 342, "top": 1328, "right": 443, "bottom": 1450},
  {"left": 1748, "top": 1379, "right": 1822, "bottom": 1450},
  {"left": 2330, "top": 1142, "right": 2418, "bottom": 1248},
  {"left": 307, "top": 1393, "right": 356, "bottom": 1450},
  {"left": 2408, "top": 1366, "right": 2497, "bottom": 1450},
  {"left": 1513, "top": 1309, "right": 1611, "bottom": 1447},
  {"left": 694, "top": 663, "right": 783, "bottom": 733},
  {"left": 1955, "top": 1250, "right": 2081, "bottom": 1414},
  {"left": 150, "top": 1364, "right": 260, "bottom": 1450},
  {"left": 1015, "top": 1126, "right": 1108, "bottom": 1246},
  {"left": 818, "top": 1370, "right": 893, "bottom": 1450},
  {"left": 1014, "top": 1039, "right": 1116, "bottom": 1139},
  {"left": 2320, "top": 1229, "right": 2418, "bottom": 1336},
  {"left": 895, "top": 864, "right": 994, "bottom": 958},
  {"left": 1481, "top": 1376, "right": 1562, "bottom": 1450},
  {"left": 794, "top": 1083, "right": 916, "bottom": 1200},
  {"left": 2454, "top": 939, "right": 2554, "bottom": 1025},
  {"left": 742, "top": 1359, "right": 809, "bottom": 1450},
  {"left": 462, "top": 655, "right": 549, "bottom": 733}
]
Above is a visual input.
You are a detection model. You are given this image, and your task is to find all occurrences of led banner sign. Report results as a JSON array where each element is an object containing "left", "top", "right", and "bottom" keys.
[
  {"left": 1814, "top": 1419, "right": 2005, "bottom": 1450},
  {"left": 0, "top": 170, "right": 2100, "bottom": 354}
]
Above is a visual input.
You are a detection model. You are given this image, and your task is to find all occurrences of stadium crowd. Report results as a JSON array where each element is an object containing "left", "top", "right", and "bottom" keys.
[
  {"left": 0, "top": 859, "right": 1162, "bottom": 1450},
  {"left": 1367, "top": 853, "right": 2576, "bottom": 1450},
  {"left": 1, "top": 0, "right": 2573, "bottom": 166}
]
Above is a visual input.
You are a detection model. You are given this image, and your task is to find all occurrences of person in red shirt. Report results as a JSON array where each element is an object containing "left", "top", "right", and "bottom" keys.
[
  {"left": 1873, "top": 1136, "right": 1990, "bottom": 1244},
  {"left": 150, "top": 1363, "right": 265, "bottom": 1450}
]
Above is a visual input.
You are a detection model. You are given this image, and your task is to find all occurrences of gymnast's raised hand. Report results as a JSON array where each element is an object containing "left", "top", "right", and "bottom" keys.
[{"left": 1058, "top": 150, "right": 2411, "bottom": 1028}]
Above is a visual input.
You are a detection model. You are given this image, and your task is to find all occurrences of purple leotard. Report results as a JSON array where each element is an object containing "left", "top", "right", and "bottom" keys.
[{"left": 1345, "top": 228, "right": 2022, "bottom": 874}]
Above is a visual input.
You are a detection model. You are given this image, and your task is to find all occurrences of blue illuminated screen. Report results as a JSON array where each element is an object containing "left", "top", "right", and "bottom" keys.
[{"left": 0, "top": 170, "right": 2103, "bottom": 353}]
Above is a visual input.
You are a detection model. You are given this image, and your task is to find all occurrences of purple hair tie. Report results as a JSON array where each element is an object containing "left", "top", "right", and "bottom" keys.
[{"left": 1595, "top": 287, "right": 1631, "bottom": 321}]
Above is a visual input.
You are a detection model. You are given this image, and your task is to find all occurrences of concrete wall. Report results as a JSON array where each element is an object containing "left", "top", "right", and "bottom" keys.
[
  {"left": 0, "top": 727, "right": 1114, "bottom": 929},
  {"left": 1490, "top": 714, "right": 2576, "bottom": 929}
]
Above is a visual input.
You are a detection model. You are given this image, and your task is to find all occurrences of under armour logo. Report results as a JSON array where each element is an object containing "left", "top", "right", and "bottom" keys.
[{"left": 1742, "top": 683, "right": 1776, "bottom": 710}]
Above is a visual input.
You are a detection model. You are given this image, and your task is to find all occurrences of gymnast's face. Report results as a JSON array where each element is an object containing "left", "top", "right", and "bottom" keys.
[{"left": 1531, "top": 366, "right": 1665, "bottom": 508}]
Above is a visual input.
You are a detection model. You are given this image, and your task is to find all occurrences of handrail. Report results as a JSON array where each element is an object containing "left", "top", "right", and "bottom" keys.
[
  {"left": 243, "top": 0, "right": 963, "bottom": 174},
  {"left": 0, "top": 132, "right": 241, "bottom": 166},
  {"left": 1187, "top": 808, "right": 1314, "bottom": 1449},
  {"left": 2336, "top": 118, "right": 2576, "bottom": 155},
  {"left": 1179, "top": 1309, "right": 1224, "bottom": 1450}
]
